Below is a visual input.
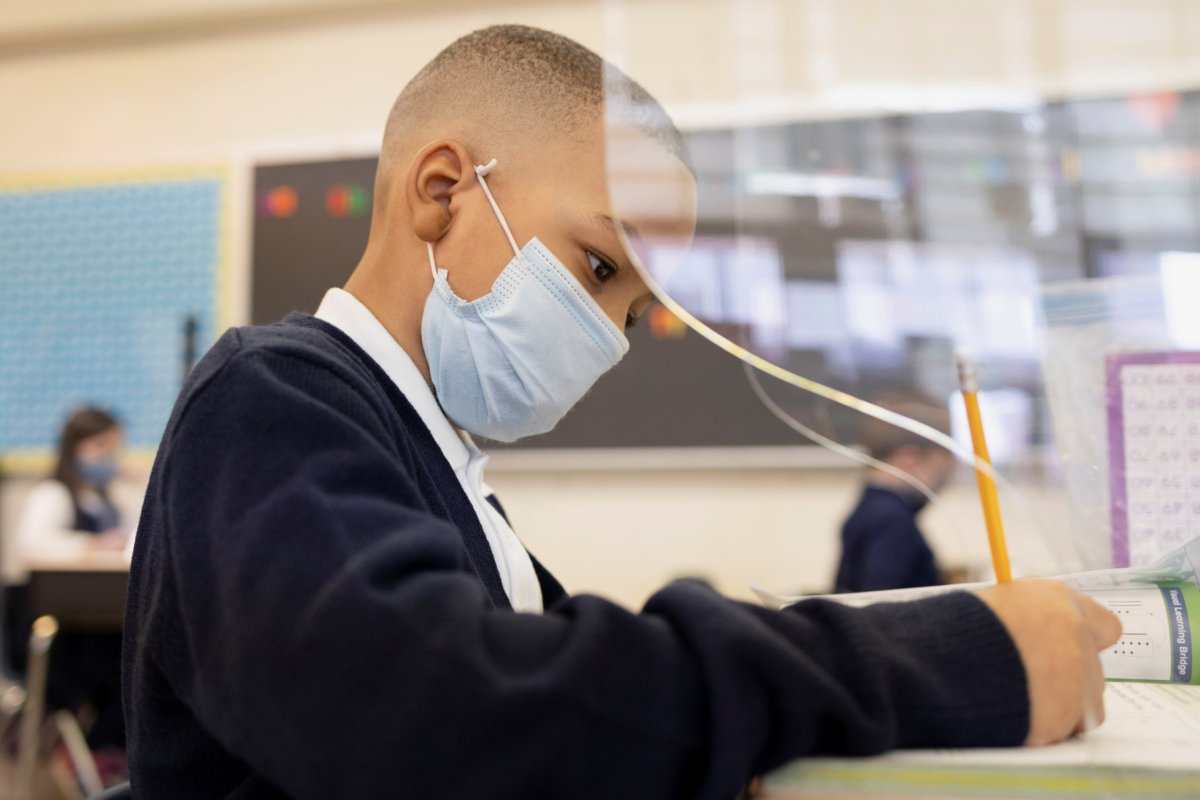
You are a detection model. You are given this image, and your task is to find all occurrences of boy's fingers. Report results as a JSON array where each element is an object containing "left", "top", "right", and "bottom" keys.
[
  {"left": 1087, "top": 679, "right": 1107, "bottom": 733},
  {"left": 1073, "top": 593, "right": 1113, "bottom": 735},
  {"left": 1077, "top": 632, "right": 1107, "bottom": 733},
  {"left": 1075, "top": 594, "right": 1123, "bottom": 650}
]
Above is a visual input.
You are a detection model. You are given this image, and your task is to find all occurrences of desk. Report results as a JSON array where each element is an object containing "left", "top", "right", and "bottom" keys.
[
  {"left": 761, "top": 682, "right": 1200, "bottom": 799},
  {"left": 25, "top": 552, "right": 129, "bottom": 631},
  {"left": 761, "top": 760, "right": 1200, "bottom": 799}
]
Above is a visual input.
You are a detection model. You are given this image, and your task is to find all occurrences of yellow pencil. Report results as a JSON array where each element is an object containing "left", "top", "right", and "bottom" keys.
[{"left": 955, "top": 352, "right": 1013, "bottom": 583}]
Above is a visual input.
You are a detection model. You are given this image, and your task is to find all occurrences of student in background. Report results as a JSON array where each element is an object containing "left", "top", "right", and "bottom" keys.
[
  {"left": 8, "top": 406, "right": 130, "bottom": 749},
  {"left": 16, "top": 407, "right": 131, "bottom": 561},
  {"left": 835, "top": 395, "right": 957, "bottom": 593}
]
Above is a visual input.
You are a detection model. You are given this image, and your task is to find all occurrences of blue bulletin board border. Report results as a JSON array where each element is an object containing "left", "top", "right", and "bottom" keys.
[{"left": 0, "top": 166, "right": 234, "bottom": 472}]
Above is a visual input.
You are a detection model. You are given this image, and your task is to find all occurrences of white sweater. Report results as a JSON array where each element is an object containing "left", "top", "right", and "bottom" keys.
[{"left": 8, "top": 480, "right": 132, "bottom": 581}]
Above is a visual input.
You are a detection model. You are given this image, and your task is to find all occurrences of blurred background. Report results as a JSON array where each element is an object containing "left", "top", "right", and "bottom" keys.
[{"left": 3, "top": 0, "right": 1200, "bottom": 615}]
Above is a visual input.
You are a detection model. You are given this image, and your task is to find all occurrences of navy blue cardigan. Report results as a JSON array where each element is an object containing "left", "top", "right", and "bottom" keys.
[
  {"left": 123, "top": 315, "right": 1029, "bottom": 799},
  {"left": 835, "top": 485, "right": 941, "bottom": 593}
]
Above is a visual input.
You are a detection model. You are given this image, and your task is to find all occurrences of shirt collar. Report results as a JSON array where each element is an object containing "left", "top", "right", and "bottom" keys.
[{"left": 314, "top": 287, "right": 473, "bottom": 472}]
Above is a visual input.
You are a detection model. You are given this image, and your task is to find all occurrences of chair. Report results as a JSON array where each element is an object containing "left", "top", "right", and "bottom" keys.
[
  {"left": 0, "top": 544, "right": 27, "bottom": 741},
  {"left": 89, "top": 781, "right": 131, "bottom": 800},
  {"left": 0, "top": 593, "right": 29, "bottom": 791},
  {"left": 11, "top": 616, "right": 104, "bottom": 800}
]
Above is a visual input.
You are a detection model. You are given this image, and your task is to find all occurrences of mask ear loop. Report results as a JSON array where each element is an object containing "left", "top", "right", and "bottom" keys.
[
  {"left": 473, "top": 158, "right": 521, "bottom": 257},
  {"left": 426, "top": 157, "right": 521, "bottom": 281},
  {"left": 426, "top": 243, "right": 439, "bottom": 280}
]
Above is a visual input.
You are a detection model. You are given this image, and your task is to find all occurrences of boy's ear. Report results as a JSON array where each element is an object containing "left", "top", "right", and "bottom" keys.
[{"left": 406, "top": 140, "right": 474, "bottom": 244}]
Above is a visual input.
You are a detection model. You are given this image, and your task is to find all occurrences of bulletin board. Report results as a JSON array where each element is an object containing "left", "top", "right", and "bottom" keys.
[
  {"left": 0, "top": 169, "right": 229, "bottom": 464},
  {"left": 250, "top": 156, "right": 799, "bottom": 451}
]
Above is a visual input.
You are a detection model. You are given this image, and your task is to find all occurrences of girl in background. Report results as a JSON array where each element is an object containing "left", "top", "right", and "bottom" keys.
[
  {"left": 8, "top": 406, "right": 131, "bottom": 753},
  {"left": 18, "top": 407, "right": 130, "bottom": 560}
]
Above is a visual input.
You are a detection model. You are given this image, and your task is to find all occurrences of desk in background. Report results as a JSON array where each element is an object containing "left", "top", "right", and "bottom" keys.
[{"left": 25, "top": 552, "right": 129, "bottom": 632}]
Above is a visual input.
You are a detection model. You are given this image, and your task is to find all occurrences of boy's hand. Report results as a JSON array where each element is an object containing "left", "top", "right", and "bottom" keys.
[{"left": 976, "top": 580, "right": 1122, "bottom": 746}]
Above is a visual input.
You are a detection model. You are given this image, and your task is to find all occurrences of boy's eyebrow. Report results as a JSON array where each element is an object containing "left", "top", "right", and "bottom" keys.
[{"left": 592, "top": 213, "right": 642, "bottom": 242}]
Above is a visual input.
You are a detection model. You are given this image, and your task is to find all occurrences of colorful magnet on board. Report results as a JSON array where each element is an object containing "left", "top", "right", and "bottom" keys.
[
  {"left": 326, "top": 184, "right": 369, "bottom": 218},
  {"left": 259, "top": 186, "right": 298, "bottom": 218}
]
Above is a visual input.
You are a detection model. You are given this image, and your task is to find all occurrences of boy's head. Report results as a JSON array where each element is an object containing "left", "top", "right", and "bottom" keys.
[
  {"left": 861, "top": 394, "right": 956, "bottom": 494},
  {"left": 345, "top": 25, "right": 697, "bottom": 439},
  {"left": 353, "top": 24, "right": 696, "bottom": 342}
]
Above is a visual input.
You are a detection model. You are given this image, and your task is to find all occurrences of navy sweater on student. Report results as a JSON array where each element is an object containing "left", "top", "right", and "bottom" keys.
[
  {"left": 835, "top": 486, "right": 941, "bottom": 593},
  {"left": 123, "top": 314, "right": 1029, "bottom": 800}
]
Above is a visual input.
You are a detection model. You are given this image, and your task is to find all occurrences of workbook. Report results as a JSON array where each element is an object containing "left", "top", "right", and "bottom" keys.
[{"left": 754, "top": 537, "right": 1200, "bottom": 795}]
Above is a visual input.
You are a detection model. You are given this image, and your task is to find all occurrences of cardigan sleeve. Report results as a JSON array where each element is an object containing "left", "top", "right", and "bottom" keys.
[{"left": 146, "top": 343, "right": 1029, "bottom": 800}]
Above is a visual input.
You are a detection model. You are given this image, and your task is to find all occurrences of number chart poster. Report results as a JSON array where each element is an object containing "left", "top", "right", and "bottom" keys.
[
  {"left": 1107, "top": 351, "right": 1200, "bottom": 568},
  {"left": 0, "top": 170, "right": 229, "bottom": 464}
]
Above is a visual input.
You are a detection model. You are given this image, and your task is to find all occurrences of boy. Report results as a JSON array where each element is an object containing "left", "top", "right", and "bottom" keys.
[
  {"left": 835, "top": 396, "right": 956, "bottom": 592},
  {"left": 124, "top": 25, "right": 1121, "bottom": 799}
]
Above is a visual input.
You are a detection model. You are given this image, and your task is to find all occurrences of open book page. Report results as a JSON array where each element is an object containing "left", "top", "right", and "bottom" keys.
[
  {"left": 752, "top": 535, "right": 1200, "bottom": 685},
  {"left": 871, "top": 683, "right": 1200, "bottom": 771},
  {"left": 761, "top": 684, "right": 1200, "bottom": 797}
]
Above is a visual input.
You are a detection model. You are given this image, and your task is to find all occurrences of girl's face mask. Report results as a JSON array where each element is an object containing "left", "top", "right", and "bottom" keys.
[{"left": 77, "top": 455, "right": 119, "bottom": 488}]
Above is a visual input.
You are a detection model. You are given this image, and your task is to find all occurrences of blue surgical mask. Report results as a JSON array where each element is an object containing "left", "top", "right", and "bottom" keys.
[
  {"left": 76, "top": 456, "right": 118, "bottom": 488},
  {"left": 421, "top": 158, "right": 629, "bottom": 442}
]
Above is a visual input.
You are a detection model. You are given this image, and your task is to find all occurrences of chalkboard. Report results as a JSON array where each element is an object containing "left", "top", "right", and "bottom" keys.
[
  {"left": 252, "top": 157, "right": 378, "bottom": 325},
  {"left": 250, "top": 157, "right": 794, "bottom": 449}
]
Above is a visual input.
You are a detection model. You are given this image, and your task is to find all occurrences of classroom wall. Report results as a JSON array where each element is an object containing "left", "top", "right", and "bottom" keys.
[
  {"left": 1, "top": 0, "right": 1188, "bottom": 607},
  {"left": 5, "top": 0, "right": 1200, "bottom": 175}
]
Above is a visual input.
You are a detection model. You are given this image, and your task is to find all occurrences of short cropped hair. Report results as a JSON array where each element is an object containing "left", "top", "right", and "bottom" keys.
[
  {"left": 376, "top": 25, "right": 691, "bottom": 198},
  {"left": 861, "top": 392, "right": 953, "bottom": 462}
]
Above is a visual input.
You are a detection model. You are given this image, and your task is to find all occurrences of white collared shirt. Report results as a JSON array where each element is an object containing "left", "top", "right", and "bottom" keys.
[{"left": 315, "top": 288, "right": 543, "bottom": 613}]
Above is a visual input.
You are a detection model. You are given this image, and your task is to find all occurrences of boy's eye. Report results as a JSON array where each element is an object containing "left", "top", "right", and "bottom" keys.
[{"left": 587, "top": 251, "right": 618, "bottom": 283}]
